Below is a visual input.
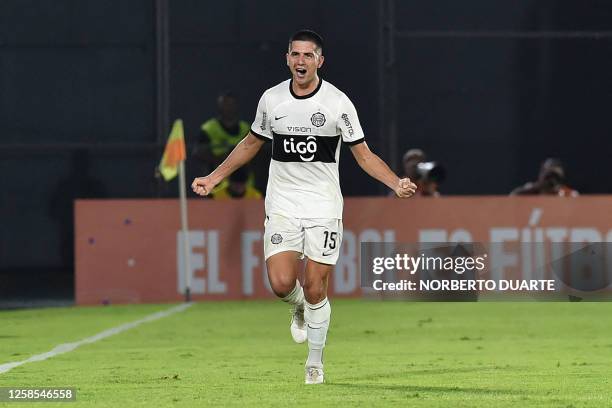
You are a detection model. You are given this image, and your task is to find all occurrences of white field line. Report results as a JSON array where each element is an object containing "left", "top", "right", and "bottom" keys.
[{"left": 0, "top": 302, "right": 193, "bottom": 374}]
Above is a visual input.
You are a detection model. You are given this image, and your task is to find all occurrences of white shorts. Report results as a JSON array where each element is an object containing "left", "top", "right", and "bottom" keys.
[{"left": 263, "top": 214, "right": 343, "bottom": 265}]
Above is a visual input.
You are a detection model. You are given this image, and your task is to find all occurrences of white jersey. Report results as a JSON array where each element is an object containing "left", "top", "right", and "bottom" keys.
[{"left": 251, "top": 78, "right": 365, "bottom": 219}]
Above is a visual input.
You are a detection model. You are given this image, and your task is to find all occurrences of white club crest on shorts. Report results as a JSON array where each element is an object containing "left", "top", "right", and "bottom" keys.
[
  {"left": 311, "top": 112, "right": 325, "bottom": 127},
  {"left": 271, "top": 233, "right": 283, "bottom": 244}
]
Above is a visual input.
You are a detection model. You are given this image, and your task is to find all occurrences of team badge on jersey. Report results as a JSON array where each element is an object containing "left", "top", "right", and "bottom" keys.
[
  {"left": 311, "top": 112, "right": 326, "bottom": 127},
  {"left": 271, "top": 233, "right": 283, "bottom": 244}
]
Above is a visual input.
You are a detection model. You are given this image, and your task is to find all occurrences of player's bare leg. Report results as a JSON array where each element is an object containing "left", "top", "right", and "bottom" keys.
[
  {"left": 266, "top": 251, "right": 307, "bottom": 343},
  {"left": 303, "top": 259, "right": 333, "bottom": 384}
]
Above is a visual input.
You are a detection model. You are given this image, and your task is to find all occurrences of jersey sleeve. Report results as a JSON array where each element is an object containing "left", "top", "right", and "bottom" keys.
[
  {"left": 250, "top": 93, "right": 272, "bottom": 141},
  {"left": 337, "top": 94, "right": 365, "bottom": 145}
]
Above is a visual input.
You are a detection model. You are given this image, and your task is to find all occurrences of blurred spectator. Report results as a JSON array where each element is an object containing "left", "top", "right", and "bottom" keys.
[
  {"left": 511, "top": 158, "right": 578, "bottom": 197},
  {"left": 400, "top": 148, "right": 426, "bottom": 181},
  {"left": 211, "top": 168, "right": 262, "bottom": 200},
  {"left": 192, "top": 91, "right": 255, "bottom": 183},
  {"left": 415, "top": 161, "right": 444, "bottom": 197},
  {"left": 392, "top": 148, "right": 444, "bottom": 197}
]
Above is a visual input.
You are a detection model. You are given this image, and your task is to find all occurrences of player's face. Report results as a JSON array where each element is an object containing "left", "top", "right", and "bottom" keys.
[{"left": 286, "top": 40, "right": 324, "bottom": 86}]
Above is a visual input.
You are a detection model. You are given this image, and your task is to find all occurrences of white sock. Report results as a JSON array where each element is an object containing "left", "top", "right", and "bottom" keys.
[
  {"left": 281, "top": 280, "right": 305, "bottom": 309},
  {"left": 304, "top": 298, "right": 331, "bottom": 368}
]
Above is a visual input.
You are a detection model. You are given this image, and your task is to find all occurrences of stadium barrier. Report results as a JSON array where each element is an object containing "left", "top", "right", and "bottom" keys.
[{"left": 75, "top": 196, "right": 612, "bottom": 305}]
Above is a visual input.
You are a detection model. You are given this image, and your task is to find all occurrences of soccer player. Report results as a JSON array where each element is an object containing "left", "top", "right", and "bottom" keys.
[{"left": 192, "top": 29, "right": 416, "bottom": 384}]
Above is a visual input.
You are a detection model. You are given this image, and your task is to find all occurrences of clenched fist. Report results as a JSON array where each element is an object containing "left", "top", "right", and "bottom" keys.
[
  {"left": 191, "top": 176, "right": 217, "bottom": 197},
  {"left": 395, "top": 177, "right": 417, "bottom": 198}
]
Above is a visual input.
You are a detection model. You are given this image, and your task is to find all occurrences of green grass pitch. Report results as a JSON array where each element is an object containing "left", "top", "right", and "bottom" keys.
[{"left": 1, "top": 300, "right": 611, "bottom": 407}]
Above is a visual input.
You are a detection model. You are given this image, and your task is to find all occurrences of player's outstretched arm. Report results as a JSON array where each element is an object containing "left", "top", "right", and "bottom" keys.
[
  {"left": 191, "top": 132, "right": 265, "bottom": 196},
  {"left": 350, "top": 141, "right": 417, "bottom": 198}
]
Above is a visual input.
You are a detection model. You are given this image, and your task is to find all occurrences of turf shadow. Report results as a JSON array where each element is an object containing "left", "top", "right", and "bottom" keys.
[
  {"left": 407, "top": 366, "right": 517, "bottom": 376},
  {"left": 340, "top": 365, "right": 511, "bottom": 382},
  {"left": 326, "top": 382, "right": 525, "bottom": 396}
]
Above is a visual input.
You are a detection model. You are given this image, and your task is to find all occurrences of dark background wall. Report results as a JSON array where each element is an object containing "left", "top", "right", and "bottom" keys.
[{"left": 1, "top": 0, "right": 611, "bottom": 300}]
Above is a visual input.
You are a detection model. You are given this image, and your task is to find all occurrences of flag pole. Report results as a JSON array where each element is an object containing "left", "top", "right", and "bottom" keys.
[{"left": 178, "top": 160, "right": 192, "bottom": 302}]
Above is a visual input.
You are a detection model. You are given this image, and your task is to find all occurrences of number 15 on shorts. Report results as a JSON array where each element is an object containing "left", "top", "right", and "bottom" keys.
[{"left": 323, "top": 231, "right": 337, "bottom": 254}]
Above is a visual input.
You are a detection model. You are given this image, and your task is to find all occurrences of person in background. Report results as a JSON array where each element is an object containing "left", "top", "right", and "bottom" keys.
[
  {"left": 211, "top": 167, "right": 262, "bottom": 200},
  {"left": 511, "top": 158, "right": 578, "bottom": 197},
  {"left": 392, "top": 148, "right": 442, "bottom": 197},
  {"left": 400, "top": 148, "right": 426, "bottom": 181},
  {"left": 415, "top": 161, "right": 443, "bottom": 197},
  {"left": 193, "top": 91, "right": 255, "bottom": 184}
]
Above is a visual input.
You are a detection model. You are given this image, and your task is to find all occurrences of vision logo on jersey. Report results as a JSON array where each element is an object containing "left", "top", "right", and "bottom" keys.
[
  {"left": 311, "top": 112, "right": 326, "bottom": 127},
  {"left": 272, "top": 133, "right": 340, "bottom": 163},
  {"left": 286, "top": 126, "right": 311, "bottom": 133}
]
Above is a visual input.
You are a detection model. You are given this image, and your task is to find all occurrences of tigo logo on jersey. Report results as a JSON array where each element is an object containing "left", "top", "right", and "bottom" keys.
[
  {"left": 272, "top": 133, "right": 339, "bottom": 163},
  {"left": 284, "top": 136, "right": 317, "bottom": 161}
]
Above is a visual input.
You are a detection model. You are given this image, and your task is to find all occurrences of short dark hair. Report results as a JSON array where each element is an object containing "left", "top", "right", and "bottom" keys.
[{"left": 289, "top": 29, "right": 324, "bottom": 54}]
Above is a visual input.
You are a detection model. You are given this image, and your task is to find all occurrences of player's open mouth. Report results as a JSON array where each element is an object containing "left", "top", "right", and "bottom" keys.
[{"left": 296, "top": 68, "right": 307, "bottom": 78}]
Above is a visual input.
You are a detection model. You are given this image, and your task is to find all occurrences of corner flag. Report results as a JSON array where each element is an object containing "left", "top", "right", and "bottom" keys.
[
  {"left": 159, "top": 119, "right": 186, "bottom": 181},
  {"left": 158, "top": 119, "right": 192, "bottom": 302}
]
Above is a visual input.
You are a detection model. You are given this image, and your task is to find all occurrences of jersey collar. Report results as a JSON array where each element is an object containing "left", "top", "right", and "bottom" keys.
[{"left": 289, "top": 77, "right": 323, "bottom": 100}]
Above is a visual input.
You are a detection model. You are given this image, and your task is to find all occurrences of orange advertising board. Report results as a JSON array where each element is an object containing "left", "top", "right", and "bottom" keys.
[{"left": 75, "top": 197, "right": 612, "bottom": 305}]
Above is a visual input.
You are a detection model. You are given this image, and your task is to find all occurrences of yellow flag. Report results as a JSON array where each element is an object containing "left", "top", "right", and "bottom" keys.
[{"left": 159, "top": 119, "right": 186, "bottom": 181}]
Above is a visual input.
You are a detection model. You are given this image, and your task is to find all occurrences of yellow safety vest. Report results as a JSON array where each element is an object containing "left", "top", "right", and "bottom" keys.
[
  {"left": 201, "top": 118, "right": 256, "bottom": 188},
  {"left": 201, "top": 118, "right": 250, "bottom": 157},
  {"left": 212, "top": 185, "right": 263, "bottom": 200}
]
